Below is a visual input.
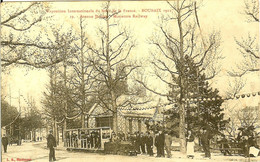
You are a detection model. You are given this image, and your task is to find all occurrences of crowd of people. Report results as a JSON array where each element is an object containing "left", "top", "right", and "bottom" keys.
[
  {"left": 109, "top": 130, "right": 174, "bottom": 158},
  {"left": 108, "top": 126, "right": 260, "bottom": 159},
  {"left": 236, "top": 126, "right": 259, "bottom": 157},
  {"left": 66, "top": 130, "right": 102, "bottom": 149},
  {"left": 45, "top": 125, "right": 259, "bottom": 162},
  {"left": 2, "top": 125, "right": 259, "bottom": 161},
  {"left": 216, "top": 126, "right": 260, "bottom": 157}
]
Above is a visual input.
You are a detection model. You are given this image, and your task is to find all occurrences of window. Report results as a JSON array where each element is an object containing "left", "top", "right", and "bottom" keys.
[{"left": 96, "top": 116, "right": 113, "bottom": 129}]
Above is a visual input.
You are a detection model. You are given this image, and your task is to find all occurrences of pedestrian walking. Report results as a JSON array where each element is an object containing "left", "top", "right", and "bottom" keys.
[
  {"left": 186, "top": 130, "right": 195, "bottom": 159},
  {"left": 2, "top": 134, "right": 8, "bottom": 153},
  {"left": 165, "top": 131, "right": 172, "bottom": 158},
  {"left": 146, "top": 132, "right": 153, "bottom": 156},
  {"left": 47, "top": 130, "right": 56, "bottom": 162}
]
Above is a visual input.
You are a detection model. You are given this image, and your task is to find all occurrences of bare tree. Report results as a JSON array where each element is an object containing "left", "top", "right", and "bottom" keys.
[
  {"left": 68, "top": 18, "right": 97, "bottom": 128},
  {"left": 1, "top": 2, "right": 66, "bottom": 69},
  {"left": 41, "top": 27, "right": 77, "bottom": 143},
  {"left": 229, "top": 34, "right": 259, "bottom": 77},
  {"left": 229, "top": 0, "right": 259, "bottom": 77},
  {"left": 42, "top": 56, "right": 64, "bottom": 144},
  {"left": 244, "top": 0, "right": 259, "bottom": 22},
  {"left": 224, "top": 103, "right": 238, "bottom": 139},
  {"left": 225, "top": 78, "right": 246, "bottom": 99},
  {"left": 89, "top": 2, "right": 139, "bottom": 133},
  {"left": 138, "top": 0, "right": 222, "bottom": 153},
  {"left": 237, "top": 106, "right": 260, "bottom": 128},
  {"left": 225, "top": 104, "right": 260, "bottom": 140}
]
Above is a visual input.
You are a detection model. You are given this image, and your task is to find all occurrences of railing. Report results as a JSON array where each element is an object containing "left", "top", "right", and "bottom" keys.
[{"left": 65, "top": 127, "right": 111, "bottom": 150}]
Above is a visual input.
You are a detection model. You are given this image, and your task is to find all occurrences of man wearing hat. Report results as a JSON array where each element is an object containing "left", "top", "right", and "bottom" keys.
[
  {"left": 155, "top": 130, "right": 165, "bottom": 157},
  {"left": 200, "top": 128, "right": 211, "bottom": 158},
  {"left": 47, "top": 130, "right": 56, "bottom": 161},
  {"left": 2, "top": 134, "right": 8, "bottom": 153},
  {"left": 146, "top": 131, "right": 153, "bottom": 156}
]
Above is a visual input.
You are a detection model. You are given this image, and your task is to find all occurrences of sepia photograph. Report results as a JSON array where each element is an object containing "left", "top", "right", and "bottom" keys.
[{"left": 1, "top": 0, "right": 260, "bottom": 161}]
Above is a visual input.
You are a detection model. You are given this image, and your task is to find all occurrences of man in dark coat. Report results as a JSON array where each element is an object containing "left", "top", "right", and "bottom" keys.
[
  {"left": 200, "top": 128, "right": 211, "bottom": 158},
  {"left": 135, "top": 132, "right": 141, "bottom": 154},
  {"left": 237, "top": 127, "right": 251, "bottom": 157},
  {"left": 47, "top": 130, "right": 57, "bottom": 161},
  {"left": 146, "top": 132, "right": 153, "bottom": 156},
  {"left": 66, "top": 132, "right": 70, "bottom": 147},
  {"left": 155, "top": 130, "right": 165, "bottom": 157},
  {"left": 94, "top": 131, "right": 98, "bottom": 148},
  {"left": 90, "top": 131, "right": 94, "bottom": 148},
  {"left": 155, "top": 132, "right": 159, "bottom": 156},
  {"left": 96, "top": 131, "right": 101, "bottom": 148},
  {"left": 140, "top": 132, "right": 146, "bottom": 154},
  {"left": 2, "top": 134, "right": 8, "bottom": 153}
]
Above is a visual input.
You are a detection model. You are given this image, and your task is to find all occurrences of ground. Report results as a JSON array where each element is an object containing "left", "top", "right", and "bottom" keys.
[{"left": 2, "top": 141, "right": 260, "bottom": 162}]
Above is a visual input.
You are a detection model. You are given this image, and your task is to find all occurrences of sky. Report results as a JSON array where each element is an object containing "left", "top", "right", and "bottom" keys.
[{"left": 1, "top": 0, "right": 259, "bottom": 113}]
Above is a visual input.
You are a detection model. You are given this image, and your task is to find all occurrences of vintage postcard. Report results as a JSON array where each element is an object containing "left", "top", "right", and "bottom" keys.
[{"left": 1, "top": 0, "right": 260, "bottom": 162}]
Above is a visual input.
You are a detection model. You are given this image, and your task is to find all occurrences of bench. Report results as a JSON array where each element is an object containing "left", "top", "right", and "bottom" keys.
[
  {"left": 212, "top": 141, "right": 243, "bottom": 155},
  {"left": 218, "top": 148, "right": 243, "bottom": 155},
  {"left": 22, "top": 139, "right": 32, "bottom": 143}
]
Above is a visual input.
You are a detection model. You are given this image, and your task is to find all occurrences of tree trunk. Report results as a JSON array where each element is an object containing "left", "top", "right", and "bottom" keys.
[
  {"left": 80, "top": 19, "right": 86, "bottom": 129},
  {"left": 63, "top": 115, "right": 67, "bottom": 146},
  {"left": 105, "top": 5, "right": 118, "bottom": 133},
  {"left": 63, "top": 46, "right": 68, "bottom": 146},
  {"left": 177, "top": 0, "right": 186, "bottom": 153},
  {"left": 56, "top": 125, "right": 59, "bottom": 145},
  {"left": 179, "top": 103, "right": 186, "bottom": 153},
  {"left": 81, "top": 114, "right": 85, "bottom": 128},
  {"left": 53, "top": 118, "right": 58, "bottom": 145},
  {"left": 113, "top": 112, "right": 118, "bottom": 133},
  {"left": 111, "top": 91, "right": 118, "bottom": 133}
]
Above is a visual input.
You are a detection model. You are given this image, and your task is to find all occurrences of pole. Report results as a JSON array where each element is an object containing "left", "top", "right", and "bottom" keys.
[
  {"left": 9, "top": 85, "right": 11, "bottom": 107},
  {"left": 63, "top": 39, "right": 68, "bottom": 145},
  {"left": 163, "top": 105, "right": 165, "bottom": 132},
  {"left": 18, "top": 90, "right": 21, "bottom": 145}
]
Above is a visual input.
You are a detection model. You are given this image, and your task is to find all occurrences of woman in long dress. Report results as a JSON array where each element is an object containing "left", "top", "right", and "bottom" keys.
[{"left": 186, "top": 130, "right": 195, "bottom": 159}]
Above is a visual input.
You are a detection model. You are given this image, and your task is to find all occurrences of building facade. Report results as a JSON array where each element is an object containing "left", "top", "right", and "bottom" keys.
[{"left": 86, "top": 103, "right": 156, "bottom": 134}]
